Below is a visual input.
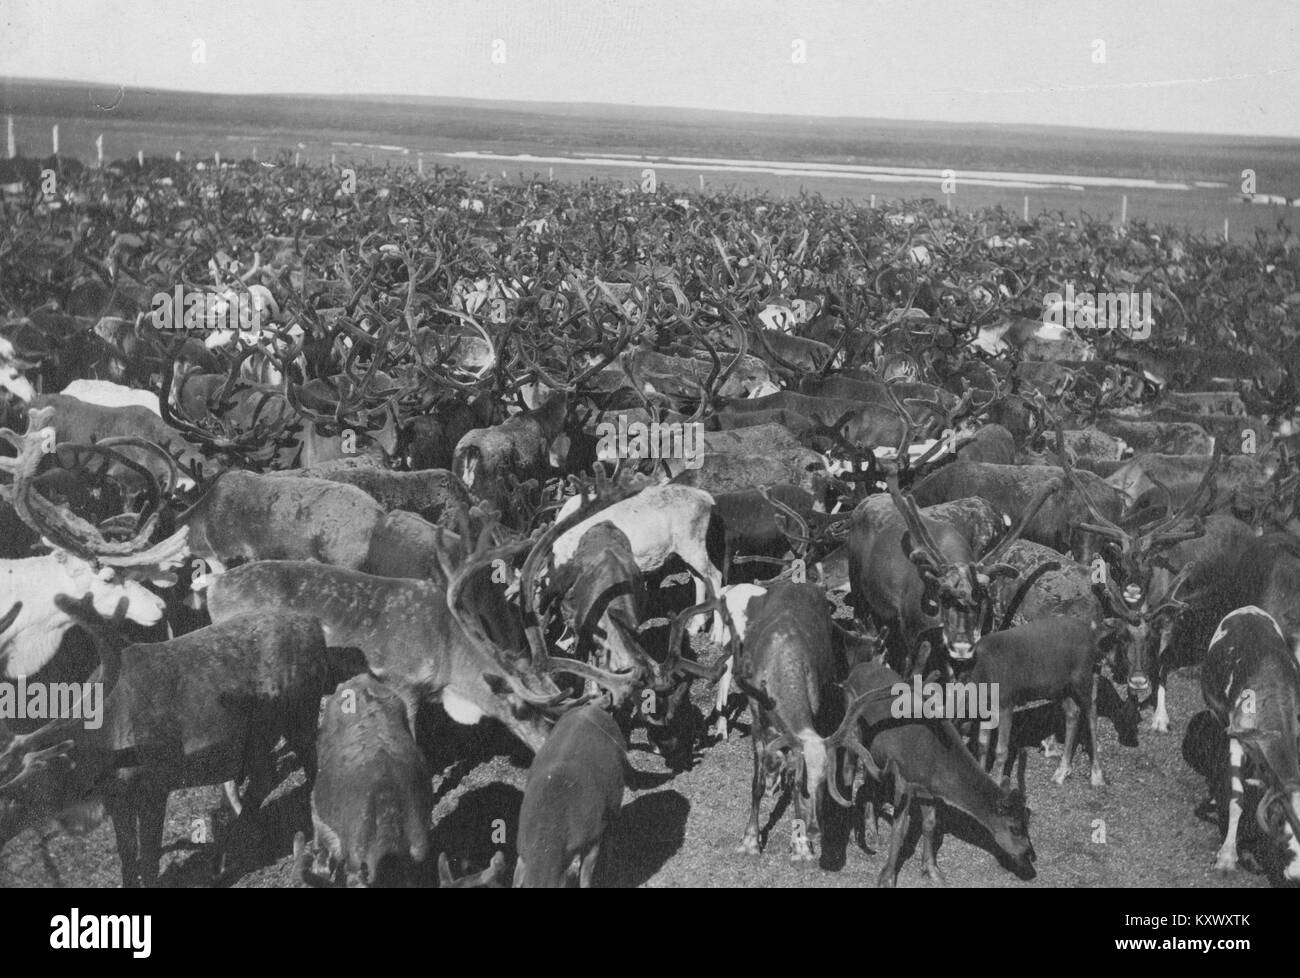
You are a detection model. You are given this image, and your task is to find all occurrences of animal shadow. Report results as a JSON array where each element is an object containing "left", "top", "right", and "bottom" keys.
[
  {"left": 597, "top": 789, "right": 690, "bottom": 887},
  {"left": 425, "top": 782, "right": 524, "bottom": 886}
]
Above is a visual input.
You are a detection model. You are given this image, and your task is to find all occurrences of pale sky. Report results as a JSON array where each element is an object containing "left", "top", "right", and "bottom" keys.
[{"left": 3, "top": 0, "right": 1299, "bottom": 136}]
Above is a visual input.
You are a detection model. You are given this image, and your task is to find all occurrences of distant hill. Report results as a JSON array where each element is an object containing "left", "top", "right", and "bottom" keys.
[{"left": 4, "top": 76, "right": 1298, "bottom": 193}]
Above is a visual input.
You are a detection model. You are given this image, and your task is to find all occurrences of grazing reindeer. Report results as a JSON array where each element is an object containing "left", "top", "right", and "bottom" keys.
[
  {"left": 550, "top": 474, "right": 725, "bottom": 643},
  {"left": 294, "top": 675, "right": 432, "bottom": 888},
  {"left": 729, "top": 582, "right": 878, "bottom": 861},
  {"left": 532, "top": 521, "right": 656, "bottom": 710},
  {"left": 514, "top": 705, "right": 626, "bottom": 887},
  {"left": 208, "top": 500, "right": 635, "bottom": 754},
  {"left": 1201, "top": 607, "right": 1300, "bottom": 882},
  {"left": 0, "top": 603, "right": 330, "bottom": 887},
  {"left": 830, "top": 659, "right": 1037, "bottom": 887},
  {"left": 963, "top": 617, "right": 1109, "bottom": 787}
]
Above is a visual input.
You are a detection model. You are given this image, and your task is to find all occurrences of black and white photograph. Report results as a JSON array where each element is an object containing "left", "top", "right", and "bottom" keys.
[{"left": 0, "top": 0, "right": 1298, "bottom": 918}]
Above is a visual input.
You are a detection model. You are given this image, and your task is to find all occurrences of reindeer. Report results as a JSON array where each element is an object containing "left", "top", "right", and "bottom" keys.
[
  {"left": 0, "top": 603, "right": 331, "bottom": 886},
  {"left": 294, "top": 675, "right": 432, "bottom": 887},
  {"left": 1200, "top": 607, "right": 1300, "bottom": 883},
  {"left": 829, "top": 659, "right": 1037, "bottom": 887},
  {"left": 848, "top": 481, "right": 1056, "bottom": 677},
  {"left": 964, "top": 617, "right": 1111, "bottom": 787},
  {"left": 514, "top": 704, "right": 626, "bottom": 887},
  {"left": 1059, "top": 432, "right": 1225, "bottom": 732},
  {"left": 208, "top": 494, "right": 638, "bottom": 753},
  {"left": 549, "top": 473, "right": 726, "bottom": 645},
  {"left": 0, "top": 407, "right": 189, "bottom": 678},
  {"left": 729, "top": 582, "right": 880, "bottom": 861}
]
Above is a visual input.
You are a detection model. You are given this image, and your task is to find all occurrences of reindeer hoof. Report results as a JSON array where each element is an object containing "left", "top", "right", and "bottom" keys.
[
  {"left": 1150, "top": 715, "right": 1170, "bottom": 734},
  {"left": 789, "top": 839, "right": 816, "bottom": 862},
  {"left": 876, "top": 869, "right": 897, "bottom": 889},
  {"left": 1090, "top": 770, "right": 1107, "bottom": 788},
  {"left": 1214, "top": 850, "right": 1238, "bottom": 873},
  {"left": 1050, "top": 768, "right": 1069, "bottom": 786},
  {"left": 922, "top": 866, "right": 947, "bottom": 886},
  {"left": 1041, "top": 738, "right": 1062, "bottom": 759},
  {"left": 736, "top": 835, "right": 761, "bottom": 855},
  {"left": 711, "top": 720, "right": 729, "bottom": 741}
]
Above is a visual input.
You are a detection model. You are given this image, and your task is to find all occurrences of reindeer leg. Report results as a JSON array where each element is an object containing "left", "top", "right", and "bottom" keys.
[
  {"left": 805, "top": 738, "right": 828, "bottom": 861},
  {"left": 1150, "top": 674, "right": 1170, "bottom": 733},
  {"left": 977, "top": 722, "right": 993, "bottom": 772},
  {"left": 1149, "top": 632, "right": 1171, "bottom": 732},
  {"left": 135, "top": 782, "right": 169, "bottom": 888},
  {"left": 790, "top": 772, "right": 813, "bottom": 862},
  {"left": 738, "top": 735, "right": 765, "bottom": 854},
  {"left": 578, "top": 843, "right": 601, "bottom": 888},
  {"left": 106, "top": 791, "right": 142, "bottom": 889},
  {"left": 995, "top": 710, "right": 1014, "bottom": 787},
  {"left": 877, "top": 786, "right": 911, "bottom": 888},
  {"left": 684, "top": 564, "right": 711, "bottom": 637},
  {"left": 1052, "top": 698, "right": 1080, "bottom": 785},
  {"left": 217, "top": 731, "right": 277, "bottom": 882},
  {"left": 791, "top": 738, "right": 826, "bottom": 862},
  {"left": 712, "top": 658, "right": 733, "bottom": 740},
  {"left": 919, "top": 801, "right": 946, "bottom": 886},
  {"left": 1086, "top": 674, "right": 1106, "bottom": 787},
  {"left": 1214, "top": 738, "right": 1244, "bottom": 871},
  {"left": 838, "top": 750, "right": 869, "bottom": 849},
  {"left": 221, "top": 780, "right": 243, "bottom": 817}
]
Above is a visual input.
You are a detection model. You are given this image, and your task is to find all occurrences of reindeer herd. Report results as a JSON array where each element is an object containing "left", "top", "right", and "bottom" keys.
[{"left": 0, "top": 152, "right": 1299, "bottom": 886}]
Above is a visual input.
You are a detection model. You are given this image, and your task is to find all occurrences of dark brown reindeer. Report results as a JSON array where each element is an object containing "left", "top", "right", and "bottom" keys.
[
  {"left": 828, "top": 659, "right": 1037, "bottom": 887},
  {"left": 847, "top": 479, "right": 1057, "bottom": 677},
  {"left": 727, "top": 582, "right": 882, "bottom": 862},
  {"left": 513, "top": 704, "right": 626, "bottom": 887},
  {"left": 1059, "top": 427, "right": 1221, "bottom": 730},
  {"left": 207, "top": 499, "right": 636, "bottom": 755},
  {"left": 0, "top": 600, "right": 332, "bottom": 887},
  {"left": 294, "top": 675, "right": 432, "bottom": 888}
]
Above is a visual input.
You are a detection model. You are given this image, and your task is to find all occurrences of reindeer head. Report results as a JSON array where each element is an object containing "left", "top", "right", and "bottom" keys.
[
  {"left": 890, "top": 482, "right": 1056, "bottom": 661},
  {"left": 990, "top": 785, "right": 1037, "bottom": 877},
  {"left": 0, "top": 409, "right": 189, "bottom": 676},
  {"left": 444, "top": 495, "right": 644, "bottom": 754}
]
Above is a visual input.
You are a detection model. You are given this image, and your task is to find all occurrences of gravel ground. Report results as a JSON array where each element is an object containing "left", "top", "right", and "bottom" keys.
[{"left": 0, "top": 650, "right": 1273, "bottom": 888}]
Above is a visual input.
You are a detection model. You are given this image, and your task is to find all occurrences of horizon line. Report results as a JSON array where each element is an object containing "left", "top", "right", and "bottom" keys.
[{"left": 5, "top": 75, "right": 1299, "bottom": 145}]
